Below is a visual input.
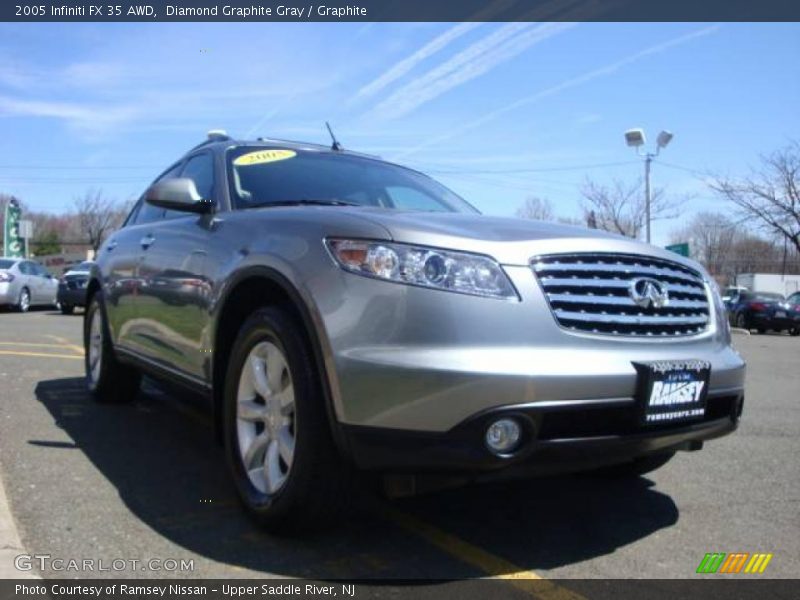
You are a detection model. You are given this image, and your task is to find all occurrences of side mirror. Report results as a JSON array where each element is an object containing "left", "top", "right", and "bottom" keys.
[{"left": 145, "top": 178, "right": 213, "bottom": 214}]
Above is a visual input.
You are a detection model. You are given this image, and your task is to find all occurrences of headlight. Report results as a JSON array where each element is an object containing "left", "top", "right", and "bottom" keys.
[
  {"left": 326, "top": 239, "right": 518, "bottom": 300},
  {"left": 707, "top": 278, "right": 731, "bottom": 343}
]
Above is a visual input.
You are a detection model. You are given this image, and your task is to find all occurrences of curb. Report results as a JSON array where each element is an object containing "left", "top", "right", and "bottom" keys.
[{"left": 0, "top": 469, "right": 38, "bottom": 579}]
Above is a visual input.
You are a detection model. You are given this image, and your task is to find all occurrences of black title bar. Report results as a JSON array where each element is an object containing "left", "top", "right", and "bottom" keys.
[{"left": 4, "top": 0, "right": 800, "bottom": 22}]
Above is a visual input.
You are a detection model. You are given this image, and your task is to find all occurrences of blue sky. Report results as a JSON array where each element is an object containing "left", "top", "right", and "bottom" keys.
[{"left": 1, "top": 22, "right": 798, "bottom": 245}]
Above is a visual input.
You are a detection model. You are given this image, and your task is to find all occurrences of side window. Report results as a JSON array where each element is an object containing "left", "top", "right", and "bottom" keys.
[
  {"left": 132, "top": 163, "right": 182, "bottom": 225},
  {"left": 122, "top": 198, "right": 143, "bottom": 227},
  {"left": 18, "top": 262, "right": 33, "bottom": 275},
  {"left": 180, "top": 153, "right": 215, "bottom": 200},
  {"left": 385, "top": 186, "right": 447, "bottom": 212},
  {"left": 33, "top": 263, "right": 49, "bottom": 277}
]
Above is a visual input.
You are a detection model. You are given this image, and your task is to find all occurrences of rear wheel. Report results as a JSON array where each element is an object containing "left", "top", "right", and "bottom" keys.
[
  {"left": 16, "top": 288, "right": 30, "bottom": 313},
  {"left": 591, "top": 451, "right": 676, "bottom": 478},
  {"left": 735, "top": 313, "right": 748, "bottom": 330},
  {"left": 223, "top": 306, "right": 349, "bottom": 533},
  {"left": 84, "top": 293, "right": 140, "bottom": 403},
  {"left": 791, "top": 327, "right": 800, "bottom": 337},
  {"left": 60, "top": 303, "right": 74, "bottom": 315}
]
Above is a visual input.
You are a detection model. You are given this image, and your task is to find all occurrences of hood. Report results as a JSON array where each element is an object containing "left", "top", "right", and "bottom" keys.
[{"left": 344, "top": 208, "right": 703, "bottom": 271}]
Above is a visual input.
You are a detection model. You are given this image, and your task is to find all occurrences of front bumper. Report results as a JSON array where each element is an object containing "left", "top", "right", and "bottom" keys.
[
  {"left": 344, "top": 390, "right": 743, "bottom": 474},
  {"left": 318, "top": 265, "right": 745, "bottom": 432}
]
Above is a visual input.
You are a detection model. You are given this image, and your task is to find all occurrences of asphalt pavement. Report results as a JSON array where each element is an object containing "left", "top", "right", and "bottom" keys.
[{"left": 0, "top": 308, "right": 797, "bottom": 585}]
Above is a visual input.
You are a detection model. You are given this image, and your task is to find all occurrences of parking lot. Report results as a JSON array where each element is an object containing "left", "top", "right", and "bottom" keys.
[{"left": 0, "top": 309, "right": 797, "bottom": 585}]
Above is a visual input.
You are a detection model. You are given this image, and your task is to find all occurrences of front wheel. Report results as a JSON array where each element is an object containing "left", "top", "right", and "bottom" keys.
[
  {"left": 84, "top": 293, "right": 141, "bottom": 403},
  {"left": 791, "top": 327, "right": 800, "bottom": 337},
  {"left": 60, "top": 303, "right": 74, "bottom": 315},
  {"left": 735, "top": 313, "right": 748, "bottom": 330},
  {"left": 223, "top": 306, "right": 350, "bottom": 533}
]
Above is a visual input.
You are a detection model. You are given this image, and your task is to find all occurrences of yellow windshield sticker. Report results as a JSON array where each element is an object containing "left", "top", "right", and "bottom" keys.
[{"left": 233, "top": 149, "right": 296, "bottom": 166}]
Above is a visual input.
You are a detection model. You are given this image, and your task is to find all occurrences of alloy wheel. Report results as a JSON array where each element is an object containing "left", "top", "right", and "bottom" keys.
[
  {"left": 235, "top": 341, "right": 296, "bottom": 495},
  {"left": 87, "top": 307, "right": 103, "bottom": 386},
  {"left": 19, "top": 289, "right": 30, "bottom": 312}
]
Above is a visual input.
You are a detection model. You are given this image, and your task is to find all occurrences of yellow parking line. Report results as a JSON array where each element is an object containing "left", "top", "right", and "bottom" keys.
[
  {"left": 0, "top": 350, "right": 83, "bottom": 360},
  {"left": 0, "top": 342, "right": 75, "bottom": 348},
  {"left": 45, "top": 335, "right": 85, "bottom": 356},
  {"left": 382, "top": 508, "right": 585, "bottom": 600}
]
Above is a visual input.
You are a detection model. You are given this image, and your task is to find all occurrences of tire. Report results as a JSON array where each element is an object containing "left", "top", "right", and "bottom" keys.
[
  {"left": 590, "top": 451, "right": 676, "bottom": 478},
  {"left": 735, "top": 313, "right": 748, "bottom": 330},
  {"left": 223, "top": 306, "right": 350, "bottom": 533},
  {"left": 60, "top": 304, "right": 75, "bottom": 315},
  {"left": 16, "top": 288, "right": 30, "bottom": 313},
  {"left": 791, "top": 327, "right": 800, "bottom": 337},
  {"left": 756, "top": 328, "right": 766, "bottom": 334},
  {"left": 84, "top": 292, "right": 141, "bottom": 404}
]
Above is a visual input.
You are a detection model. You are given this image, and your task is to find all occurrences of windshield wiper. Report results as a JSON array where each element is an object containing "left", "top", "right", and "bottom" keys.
[{"left": 249, "top": 199, "right": 360, "bottom": 208}]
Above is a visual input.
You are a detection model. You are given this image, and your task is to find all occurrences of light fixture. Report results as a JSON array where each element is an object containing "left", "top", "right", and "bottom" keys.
[
  {"left": 624, "top": 128, "right": 646, "bottom": 148},
  {"left": 656, "top": 130, "right": 674, "bottom": 149},
  {"left": 485, "top": 418, "right": 522, "bottom": 454}
]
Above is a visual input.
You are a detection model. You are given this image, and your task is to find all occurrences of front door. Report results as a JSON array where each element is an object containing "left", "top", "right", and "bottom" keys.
[{"left": 134, "top": 152, "right": 217, "bottom": 382}]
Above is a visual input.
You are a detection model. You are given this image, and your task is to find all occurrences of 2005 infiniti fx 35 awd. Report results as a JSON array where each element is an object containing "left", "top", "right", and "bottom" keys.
[{"left": 85, "top": 131, "right": 745, "bottom": 532}]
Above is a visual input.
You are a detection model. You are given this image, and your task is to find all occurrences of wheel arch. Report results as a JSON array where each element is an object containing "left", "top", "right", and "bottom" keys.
[{"left": 210, "top": 267, "right": 350, "bottom": 459}]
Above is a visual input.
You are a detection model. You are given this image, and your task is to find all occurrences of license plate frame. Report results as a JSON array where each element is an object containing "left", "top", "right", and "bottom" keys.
[{"left": 634, "top": 360, "right": 711, "bottom": 425}]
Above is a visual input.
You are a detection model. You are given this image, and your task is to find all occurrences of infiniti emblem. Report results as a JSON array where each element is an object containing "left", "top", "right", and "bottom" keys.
[{"left": 629, "top": 277, "right": 669, "bottom": 309}]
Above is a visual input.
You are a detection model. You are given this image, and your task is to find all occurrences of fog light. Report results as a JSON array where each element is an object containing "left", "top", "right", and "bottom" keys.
[{"left": 485, "top": 418, "right": 522, "bottom": 454}]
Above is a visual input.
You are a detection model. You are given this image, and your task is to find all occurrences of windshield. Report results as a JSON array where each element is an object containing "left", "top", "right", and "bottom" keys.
[
  {"left": 227, "top": 147, "right": 477, "bottom": 214},
  {"left": 0, "top": 259, "right": 17, "bottom": 269},
  {"left": 73, "top": 261, "right": 93, "bottom": 272}
]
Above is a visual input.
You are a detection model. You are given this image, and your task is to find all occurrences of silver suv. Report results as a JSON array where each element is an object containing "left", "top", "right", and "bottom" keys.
[{"left": 85, "top": 133, "right": 745, "bottom": 532}]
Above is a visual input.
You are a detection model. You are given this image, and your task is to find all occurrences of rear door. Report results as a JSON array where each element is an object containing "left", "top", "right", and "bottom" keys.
[{"left": 31, "top": 262, "right": 56, "bottom": 305}]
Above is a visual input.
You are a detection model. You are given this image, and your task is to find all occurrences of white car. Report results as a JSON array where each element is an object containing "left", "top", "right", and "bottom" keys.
[{"left": 0, "top": 257, "right": 59, "bottom": 312}]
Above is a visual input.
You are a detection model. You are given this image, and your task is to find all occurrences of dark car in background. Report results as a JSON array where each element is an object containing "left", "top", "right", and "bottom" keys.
[
  {"left": 57, "top": 261, "right": 94, "bottom": 315},
  {"left": 728, "top": 291, "right": 800, "bottom": 335}
]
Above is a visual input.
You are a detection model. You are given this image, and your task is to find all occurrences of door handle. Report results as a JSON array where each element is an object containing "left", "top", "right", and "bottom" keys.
[
  {"left": 106, "top": 240, "right": 118, "bottom": 251},
  {"left": 140, "top": 235, "right": 156, "bottom": 249}
]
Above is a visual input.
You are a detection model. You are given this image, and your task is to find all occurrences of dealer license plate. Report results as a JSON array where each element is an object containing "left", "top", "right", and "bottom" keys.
[{"left": 636, "top": 360, "right": 710, "bottom": 425}]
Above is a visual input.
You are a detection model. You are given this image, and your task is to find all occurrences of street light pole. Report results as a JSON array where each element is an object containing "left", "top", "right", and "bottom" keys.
[
  {"left": 644, "top": 152, "right": 652, "bottom": 244},
  {"left": 624, "top": 129, "right": 673, "bottom": 245}
]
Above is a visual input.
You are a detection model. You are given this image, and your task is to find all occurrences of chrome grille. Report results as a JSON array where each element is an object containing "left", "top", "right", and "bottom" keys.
[{"left": 531, "top": 253, "right": 710, "bottom": 337}]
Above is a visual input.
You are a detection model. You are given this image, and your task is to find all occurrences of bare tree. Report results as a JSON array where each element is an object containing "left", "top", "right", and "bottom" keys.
[
  {"left": 515, "top": 196, "right": 555, "bottom": 221},
  {"left": 580, "top": 178, "right": 683, "bottom": 239},
  {"left": 73, "top": 189, "right": 129, "bottom": 253},
  {"left": 670, "top": 212, "right": 738, "bottom": 276},
  {"left": 710, "top": 141, "right": 800, "bottom": 254}
]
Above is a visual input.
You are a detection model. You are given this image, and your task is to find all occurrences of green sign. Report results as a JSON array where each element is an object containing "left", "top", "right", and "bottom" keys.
[
  {"left": 3, "top": 197, "right": 23, "bottom": 258},
  {"left": 666, "top": 242, "right": 690, "bottom": 257}
]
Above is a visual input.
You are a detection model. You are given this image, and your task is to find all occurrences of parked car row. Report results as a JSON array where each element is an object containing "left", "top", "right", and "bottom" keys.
[
  {"left": 0, "top": 257, "right": 92, "bottom": 313},
  {"left": 726, "top": 290, "right": 800, "bottom": 335}
]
